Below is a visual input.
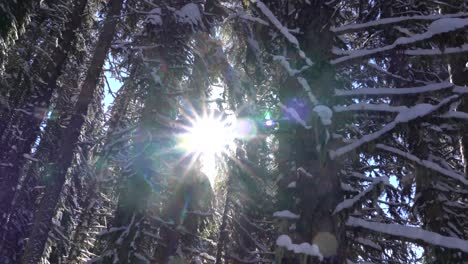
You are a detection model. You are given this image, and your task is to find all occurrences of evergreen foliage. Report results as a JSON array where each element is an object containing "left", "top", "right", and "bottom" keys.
[{"left": 0, "top": 0, "right": 467, "bottom": 263}]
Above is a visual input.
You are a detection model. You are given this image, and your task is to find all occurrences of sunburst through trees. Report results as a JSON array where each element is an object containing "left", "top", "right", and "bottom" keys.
[{"left": 0, "top": 0, "right": 468, "bottom": 263}]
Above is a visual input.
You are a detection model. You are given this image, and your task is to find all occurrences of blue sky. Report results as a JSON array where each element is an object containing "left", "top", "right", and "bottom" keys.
[{"left": 102, "top": 62, "right": 123, "bottom": 112}]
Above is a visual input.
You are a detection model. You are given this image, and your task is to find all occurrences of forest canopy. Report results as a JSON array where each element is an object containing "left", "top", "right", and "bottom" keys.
[{"left": 0, "top": 0, "right": 468, "bottom": 263}]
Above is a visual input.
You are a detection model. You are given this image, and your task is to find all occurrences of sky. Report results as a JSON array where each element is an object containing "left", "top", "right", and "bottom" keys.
[{"left": 102, "top": 62, "right": 123, "bottom": 112}]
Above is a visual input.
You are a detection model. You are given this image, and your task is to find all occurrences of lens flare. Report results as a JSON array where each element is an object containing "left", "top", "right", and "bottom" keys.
[
  {"left": 232, "top": 118, "right": 257, "bottom": 140},
  {"left": 176, "top": 113, "right": 260, "bottom": 188},
  {"left": 265, "top": 119, "right": 274, "bottom": 126},
  {"left": 178, "top": 116, "right": 230, "bottom": 155},
  {"left": 263, "top": 111, "right": 275, "bottom": 127}
]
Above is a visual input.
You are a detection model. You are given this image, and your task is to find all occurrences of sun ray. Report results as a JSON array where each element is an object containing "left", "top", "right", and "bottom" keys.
[
  {"left": 174, "top": 111, "right": 232, "bottom": 185},
  {"left": 175, "top": 108, "right": 266, "bottom": 187}
]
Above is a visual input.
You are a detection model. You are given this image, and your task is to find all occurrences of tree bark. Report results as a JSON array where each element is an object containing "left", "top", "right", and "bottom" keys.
[
  {"left": 68, "top": 72, "right": 135, "bottom": 264},
  {"left": 273, "top": 1, "right": 345, "bottom": 262},
  {"left": 0, "top": 0, "right": 88, "bottom": 262},
  {"left": 215, "top": 168, "right": 233, "bottom": 264},
  {"left": 20, "top": 0, "right": 123, "bottom": 262},
  {"left": 442, "top": 0, "right": 468, "bottom": 179},
  {"left": 451, "top": 56, "right": 468, "bottom": 178}
]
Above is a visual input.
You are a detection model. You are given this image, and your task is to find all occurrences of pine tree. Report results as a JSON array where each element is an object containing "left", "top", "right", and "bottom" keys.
[
  {"left": 1, "top": 1, "right": 468, "bottom": 263},
  {"left": 0, "top": 0, "right": 90, "bottom": 261},
  {"left": 0, "top": 0, "right": 36, "bottom": 62},
  {"left": 21, "top": 0, "right": 123, "bottom": 261},
  {"left": 329, "top": 1, "right": 468, "bottom": 262}
]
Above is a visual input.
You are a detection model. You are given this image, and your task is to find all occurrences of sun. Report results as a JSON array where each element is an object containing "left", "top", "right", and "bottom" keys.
[
  {"left": 176, "top": 110, "right": 262, "bottom": 186},
  {"left": 176, "top": 113, "right": 233, "bottom": 187},
  {"left": 178, "top": 114, "right": 232, "bottom": 156}
]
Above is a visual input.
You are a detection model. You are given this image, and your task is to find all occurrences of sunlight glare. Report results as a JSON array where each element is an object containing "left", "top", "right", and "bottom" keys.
[
  {"left": 179, "top": 116, "right": 231, "bottom": 155},
  {"left": 177, "top": 113, "right": 259, "bottom": 188}
]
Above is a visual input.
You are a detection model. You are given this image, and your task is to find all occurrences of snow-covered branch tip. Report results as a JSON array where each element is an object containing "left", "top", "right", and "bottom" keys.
[
  {"left": 376, "top": 144, "right": 468, "bottom": 186},
  {"left": 251, "top": 0, "right": 313, "bottom": 66},
  {"left": 404, "top": 43, "right": 468, "bottom": 56},
  {"left": 333, "top": 176, "right": 389, "bottom": 215},
  {"left": 276, "top": 234, "right": 323, "bottom": 260},
  {"left": 278, "top": 102, "right": 311, "bottom": 129},
  {"left": 335, "top": 82, "right": 454, "bottom": 97},
  {"left": 329, "top": 95, "right": 458, "bottom": 159},
  {"left": 272, "top": 56, "right": 319, "bottom": 105},
  {"left": 439, "top": 110, "right": 468, "bottom": 120},
  {"left": 331, "top": 18, "right": 468, "bottom": 65},
  {"left": 273, "top": 210, "right": 300, "bottom": 220},
  {"left": 331, "top": 12, "right": 468, "bottom": 34},
  {"left": 346, "top": 217, "right": 468, "bottom": 253}
]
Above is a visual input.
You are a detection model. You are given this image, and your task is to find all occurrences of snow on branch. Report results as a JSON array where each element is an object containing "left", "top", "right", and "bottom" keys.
[
  {"left": 87, "top": 250, "right": 114, "bottom": 263},
  {"left": 331, "top": 12, "right": 468, "bottom": 34},
  {"left": 145, "top": 8, "right": 162, "bottom": 26},
  {"left": 273, "top": 56, "right": 319, "bottom": 105},
  {"left": 454, "top": 85, "right": 468, "bottom": 94},
  {"left": 279, "top": 102, "right": 312, "bottom": 129},
  {"left": 335, "top": 82, "right": 454, "bottom": 96},
  {"left": 333, "top": 176, "right": 389, "bottom": 215},
  {"left": 116, "top": 214, "right": 135, "bottom": 245},
  {"left": 252, "top": 0, "right": 298, "bottom": 45},
  {"left": 298, "top": 77, "right": 319, "bottom": 105},
  {"left": 251, "top": 0, "right": 313, "bottom": 66},
  {"left": 348, "top": 172, "right": 375, "bottom": 182},
  {"left": 96, "top": 227, "right": 126, "bottom": 237},
  {"left": 229, "top": 254, "right": 271, "bottom": 263},
  {"left": 273, "top": 55, "right": 300, "bottom": 76},
  {"left": 134, "top": 253, "right": 150, "bottom": 263},
  {"left": 404, "top": 44, "right": 468, "bottom": 56},
  {"left": 376, "top": 144, "right": 468, "bottom": 186},
  {"left": 259, "top": 2, "right": 321, "bottom": 107},
  {"left": 226, "top": 11, "right": 269, "bottom": 26},
  {"left": 334, "top": 103, "right": 408, "bottom": 113},
  {"left": 23, "top": 153, "right": 39, "bottom": 162},
  {"left": 434, "top": 181, "right": 468, "bottom": 195},
  {"left": 175, "top": 3, "right": 203, "bottom": 31},
  {"left": 232, "top": 218, "right": 271, "bottom": 253},
  {"left": 330, "top": 96, "right": 458, "bottom": 159},
  {"left": 298, "top": 167, "right": 315, "bottom": 178},
  {"left": 273, "top": 210, "right": 300, "bottom": 219},
  {"left": 276, "top": 235, "right": 323, "bottom": 260},
  {"left": 331, "top": 18, "right": 468, "bottom": 65},
  {"left": 354, "top": 237, "right": 382, "bottom": 251},
  {"left": 439, "top": 111, "right": 468, "bottom": 120},
  {"left": 346, "top": 217, "right": 468, "bottom": 253},
  {"left": 366, "top": 62, "right": 428, "bottom": 85}
]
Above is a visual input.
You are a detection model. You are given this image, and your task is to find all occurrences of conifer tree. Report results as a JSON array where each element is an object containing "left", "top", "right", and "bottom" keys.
[
  {"left": 21, "top": 0, "right": 124, "bottom": 261},
  {"left": 0, "top": 1, "right": 467, "bottom": 263}
]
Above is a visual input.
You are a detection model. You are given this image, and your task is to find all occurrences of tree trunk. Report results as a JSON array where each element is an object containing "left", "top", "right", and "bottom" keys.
[
  {"left": 215, "top": 169, "right": 233, "bottom": 264},
  {"left": 0, "top": 66, "right": 82, "bottom": 264},
  {"left": 68, "top": 74, "right": 135, "bottom": 264},
  {"left": 0, "top": 0, "right": 88, "bottom": 262},
  {"left": 421, "top": 2, "right": 468, "bottom": 261},
  {"left": 451, "top": 56, "right": 468, "bottom": 178},
  {"left": 272, "top": 1, "right": 345, "bottom": 262},
  {"left": 443, "top": 0, "right": 468, "bottom": 179},
  {"left": 20, "top": 0, "right": 123, "bottom": 262}
]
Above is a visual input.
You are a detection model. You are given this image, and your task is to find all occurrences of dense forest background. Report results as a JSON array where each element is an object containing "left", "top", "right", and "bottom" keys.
[{"left": 1, "top": 0, "right": 468, "bottom": 263}]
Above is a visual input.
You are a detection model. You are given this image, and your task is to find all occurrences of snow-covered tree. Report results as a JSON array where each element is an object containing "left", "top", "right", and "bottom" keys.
[{"left": 1, "top": 1, "right": 467, "bottom": 263}]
